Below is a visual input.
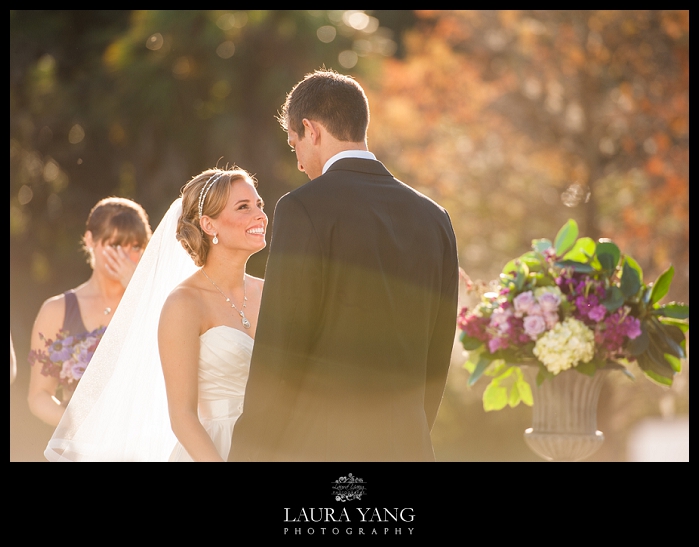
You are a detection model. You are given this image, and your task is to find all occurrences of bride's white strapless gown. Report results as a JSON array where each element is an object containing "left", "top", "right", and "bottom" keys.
[{"left": 168, "top": 326, "right": 252, "bottom": 462}]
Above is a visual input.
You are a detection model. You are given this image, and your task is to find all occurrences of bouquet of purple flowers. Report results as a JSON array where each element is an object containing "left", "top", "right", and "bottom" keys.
[
  {"left": 29, "top": 326, "right": 107, "bottom": 389},
  {"left": 459, "top": 219, "right": 689, "bottom": 411}
]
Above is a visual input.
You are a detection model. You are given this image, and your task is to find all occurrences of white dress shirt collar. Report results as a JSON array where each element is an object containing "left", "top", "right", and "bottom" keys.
[{"left": 322, "top": 150, "right": 377, "bottom": 174}]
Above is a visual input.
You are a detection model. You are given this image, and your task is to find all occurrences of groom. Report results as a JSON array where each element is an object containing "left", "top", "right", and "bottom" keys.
[{"left": 230, "top": 68, "right": 459, "bottom": 461}]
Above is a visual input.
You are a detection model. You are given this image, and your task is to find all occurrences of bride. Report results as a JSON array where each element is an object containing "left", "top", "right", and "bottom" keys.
[{"left": 44, "top": 167, "right": 267, "bottom": 462}]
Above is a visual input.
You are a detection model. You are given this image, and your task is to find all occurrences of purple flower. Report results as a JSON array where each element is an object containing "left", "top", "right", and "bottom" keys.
[
  {"left": 624, "top": 317, "right": 642, "bottom": 339},
  {"left": 60, "top": 360, "right": 75, "bottom": 379},
  {"left": 71, "top": 362, "right": 87, "bottom": 380},
  {"left": 588, "top": 305, "right": 607, "bottom": 322},
  {"left": 50, "top": 347, "right": 73, "bottom": 362}
]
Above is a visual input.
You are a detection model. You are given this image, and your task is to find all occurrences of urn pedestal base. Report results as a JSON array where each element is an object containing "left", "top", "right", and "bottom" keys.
[{"left": 522, "top": 367, "right": 607, "bottom": 462}]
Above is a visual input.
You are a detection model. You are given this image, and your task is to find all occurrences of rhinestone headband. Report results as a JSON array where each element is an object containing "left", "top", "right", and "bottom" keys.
[{"left": 197, "top": 173, "right": 225, "bottom": 219}]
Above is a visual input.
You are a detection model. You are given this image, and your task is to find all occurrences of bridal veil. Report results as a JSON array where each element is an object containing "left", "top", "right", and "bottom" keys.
[{"left": 45, "top": 198, "right": 198, "bottom": 461}]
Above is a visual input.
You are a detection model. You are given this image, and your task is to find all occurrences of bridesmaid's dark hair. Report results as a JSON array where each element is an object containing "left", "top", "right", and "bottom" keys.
[{"left": 177, "top": 167, "right": 257, "bottom": 267}]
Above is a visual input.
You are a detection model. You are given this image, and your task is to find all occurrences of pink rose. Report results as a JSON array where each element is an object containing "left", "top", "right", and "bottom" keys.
[
  {"left": 538, "top": 292, "right": 561, "bottom": 312},
  {"left": 513, "top": 291, "right": 535, "bottom": 316},
  {"left": 489, "top": 308, "right": 513, "bottom": 333},
  {"left": 523, "top": 315, "right": 547, "bottom": 339},
  {"left": 488, "top": 337, "right": 508, "bottom": 353},
  {"left": 544, "top": 312, "right": 559, "bottom": 329}
]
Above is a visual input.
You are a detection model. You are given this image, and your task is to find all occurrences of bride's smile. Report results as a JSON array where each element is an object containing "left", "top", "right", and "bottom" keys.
[{"left": 210, "top": 179, "right": 267, "bottom": 252}]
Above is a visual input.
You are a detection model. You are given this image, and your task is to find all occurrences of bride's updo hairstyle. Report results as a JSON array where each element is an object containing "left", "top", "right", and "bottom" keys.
[{"left": 177, "top": 167, "right": 257, "bottom": 267}]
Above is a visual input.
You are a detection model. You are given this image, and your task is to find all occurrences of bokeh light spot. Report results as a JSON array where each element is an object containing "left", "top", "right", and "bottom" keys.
[
  {"left": 18, "top": 185, "right": 33, "bottom": 205},
  {"left": 216, "top": 13, "right": 236, "bottom": 31},
  {"left": 216, "top": 41, "right": 236, "bottom": 59},
  {"left": 68, "top": 124, "right": 85, "bottom": 144},
  {"left": 561, "top": 183, "right": 590, "bottom": 207},
  {"left": 345, "top": 11, "right": 370, "bottom": 31},
  {"left": 338, "top": 50, "right": 358, "bottom": 69},
  {"left": 317, "top": 25, "right": 337, "bottom": 43},
  {"left": 211, "top": 80, "right": 231, "bottom": 99},
  {"left": 146, "top": 33, "right": 163, "bottom": 51}
]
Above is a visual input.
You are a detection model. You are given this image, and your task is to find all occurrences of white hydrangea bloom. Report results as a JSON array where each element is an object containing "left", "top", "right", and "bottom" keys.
[{"left": 532, "top": 317, "right": 595, "bottom": 375}]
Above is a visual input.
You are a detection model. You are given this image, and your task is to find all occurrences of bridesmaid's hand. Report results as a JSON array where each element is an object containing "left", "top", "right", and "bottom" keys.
[{"left": 103, "top": 245, "right": 139, "bottom": 288}]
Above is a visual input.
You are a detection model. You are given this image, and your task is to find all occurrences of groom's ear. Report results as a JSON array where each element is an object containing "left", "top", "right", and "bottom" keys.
[{"left": 302, "top": 118, "right": 321, "bottom": 144}]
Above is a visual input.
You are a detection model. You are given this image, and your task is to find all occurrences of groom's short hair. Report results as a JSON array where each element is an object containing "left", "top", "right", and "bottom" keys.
[{"left": 278, "top": 68, "right": 369, "bottom": 142}]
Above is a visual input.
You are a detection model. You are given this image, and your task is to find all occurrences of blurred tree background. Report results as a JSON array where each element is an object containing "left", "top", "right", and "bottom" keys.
[{"left": 10, "top": 10, "right": 688, "bottom": 462}]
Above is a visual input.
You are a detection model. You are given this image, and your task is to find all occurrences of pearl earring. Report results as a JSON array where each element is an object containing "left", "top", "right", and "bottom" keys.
[{"left": 212, "top": 234, "right": 219, "bottom": 245}]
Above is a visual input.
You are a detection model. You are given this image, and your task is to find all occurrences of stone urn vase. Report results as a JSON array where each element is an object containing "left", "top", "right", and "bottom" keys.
[{"left": 522, "top": 366, "right": 607, "bottom": 462}]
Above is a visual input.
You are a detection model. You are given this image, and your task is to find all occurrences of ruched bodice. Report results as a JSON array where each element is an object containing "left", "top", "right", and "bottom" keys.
[{"left": 168, "top": 326, "right": 252, "bottom": 461}]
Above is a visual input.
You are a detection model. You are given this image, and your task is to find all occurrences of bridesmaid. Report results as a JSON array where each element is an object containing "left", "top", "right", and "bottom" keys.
[{"left": 27, "top": 197, "right": 152, "bottom": 426}]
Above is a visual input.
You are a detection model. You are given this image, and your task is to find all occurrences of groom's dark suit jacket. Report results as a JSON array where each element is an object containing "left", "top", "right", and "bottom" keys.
[{"left": 230, "top": 158, "right": 459, "bottom": 461}]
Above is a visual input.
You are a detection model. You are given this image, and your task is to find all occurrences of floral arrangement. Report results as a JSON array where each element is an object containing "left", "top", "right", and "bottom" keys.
[
  {"left": 459, "top": 219, "right": 689, "bottom": 411},
  {"left": 28, "top": 326, "right": 107, "bottom": 390}
]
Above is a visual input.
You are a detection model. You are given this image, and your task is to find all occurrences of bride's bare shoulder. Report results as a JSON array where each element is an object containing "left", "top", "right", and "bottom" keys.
[{"left": 162, "top": 272, "right": 207, "bottom": 315}]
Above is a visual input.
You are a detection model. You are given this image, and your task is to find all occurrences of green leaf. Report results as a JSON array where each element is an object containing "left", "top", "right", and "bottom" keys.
[
  {"left": 484, "top": 360, "right": 509, "bottom": 377},
  {"left": 657, "top": 317, "right": 689, "bottom": 333},
  {"left": 649, "top": 265, "right": 674, "bottom": 305},
  {"left": 513, "top": 269, "right": 527, "bottom": 292},
  {"left": 493, "top": 365, "right": 515, "bottom": 381},
  {"left": 627, "top": 328, "right": 649, "bottom": 356},
  {"left": 460, "top": 333, "right": 484, "bottom": 351},
  {"left": 536, "top": 367, "right": 552, "bottom": 386},
  {"left": 597, "top": 253, "right": 615, "bottom": 273},
  {"left": 636, "top": 353, "right": 674, "bottom": 384},
  {"left": 502, "top": 259, "right": 519, "bottom": 275},
  {"left": 619, "top": 262, "right": 642, "bottom": 298},
  {"left": 532, "top": 238, "right": 552, "bottom": 253},
  {"left": 562, "top": 237, "right": 596, "bottom": 264},
  {"left": 554, "top": 260, "right": 596, "bottom": 273},
  {"left": 554, "top": 219, "right": 578, "bottom": 256},
  {"left": 468, "top": 358, "right": 491, "bottom": 387},
  {"left": 601, "top": 286, "right": 625, "bottom": 312},
  {"left": 483, "top": 381, "right": 508, "bottom": 411},
  {"left": 596, "top": 240, "right": 621, "bottom": 272},
  {"left": 653, "top": 302, "right": 689, "bottom": 320},
  {"left": 646, "top": 318, "right": 685, "bottom": 359},
  {"left": 508, "top": 382, "right": 521, "bottom": 407},
  {"left": 624, "top": 256, "right": 644, "bottom": 285},
  {"left": 664, "top": 353, "right": 682, "bottom": 373},
  {"left": 517, "top": 376, "right": 533, "bottom": 406},
  {"left": 641, "top": 367, "right": 674, "bottom": 387},
  {"left": 575, "top": 360, "right": 598, "bottom": 377},
  {"left": 646, "top": 336, "right": 677, "bottom": 376},
  {"left": 665, "top": 323, "right": 688, "bottom": 346},
  {"left": 519, "top": 251, "right": 545, "bottom": 269}
]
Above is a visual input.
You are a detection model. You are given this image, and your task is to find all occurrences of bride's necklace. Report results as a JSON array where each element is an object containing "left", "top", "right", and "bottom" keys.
[{"left": 200, "top": 268, "right": 251, "bottom": 329}]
